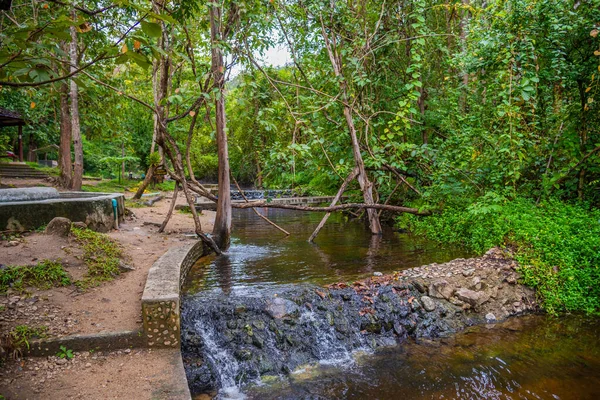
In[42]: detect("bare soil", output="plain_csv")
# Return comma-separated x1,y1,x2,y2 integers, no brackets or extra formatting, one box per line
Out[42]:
0,348,189,400
1,189,214,338
1,179,215,399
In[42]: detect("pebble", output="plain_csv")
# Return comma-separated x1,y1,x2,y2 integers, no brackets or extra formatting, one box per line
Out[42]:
485,313,497,323
373,272,383,277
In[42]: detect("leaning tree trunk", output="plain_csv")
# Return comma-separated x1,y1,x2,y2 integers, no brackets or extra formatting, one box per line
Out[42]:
69,10,83,191
132,164,156,199
210,4,232,251
320,18,382,235
58,79,72,188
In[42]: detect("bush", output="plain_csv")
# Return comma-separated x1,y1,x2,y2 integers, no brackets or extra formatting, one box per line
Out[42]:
402,194,600,314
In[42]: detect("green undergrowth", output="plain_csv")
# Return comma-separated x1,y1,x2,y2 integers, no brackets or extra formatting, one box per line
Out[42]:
71,226,122,287
9,325,48,351
400,195,600,315
0,260,71,293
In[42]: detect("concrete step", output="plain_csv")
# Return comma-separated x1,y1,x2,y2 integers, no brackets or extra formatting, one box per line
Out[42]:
0,163,49,179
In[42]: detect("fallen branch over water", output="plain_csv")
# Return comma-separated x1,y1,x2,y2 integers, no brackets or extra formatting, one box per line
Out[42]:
231,202,430,215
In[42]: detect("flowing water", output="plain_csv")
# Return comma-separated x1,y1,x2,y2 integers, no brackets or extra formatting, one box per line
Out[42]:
183,208,471,295
182,209,600,399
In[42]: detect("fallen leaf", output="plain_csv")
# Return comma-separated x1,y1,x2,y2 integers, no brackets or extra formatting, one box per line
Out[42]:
315,289,326,299
408,296,415,304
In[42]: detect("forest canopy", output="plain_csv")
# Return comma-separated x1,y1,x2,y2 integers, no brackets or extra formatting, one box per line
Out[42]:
1,1,599,311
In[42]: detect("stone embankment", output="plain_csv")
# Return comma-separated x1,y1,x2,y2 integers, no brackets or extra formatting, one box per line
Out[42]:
182,247,537,394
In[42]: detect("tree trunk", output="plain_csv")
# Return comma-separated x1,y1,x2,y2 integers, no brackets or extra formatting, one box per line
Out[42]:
58,80,72,188
210,4,232,251
69,10,83,191
133,164,156,199
320,16,382,235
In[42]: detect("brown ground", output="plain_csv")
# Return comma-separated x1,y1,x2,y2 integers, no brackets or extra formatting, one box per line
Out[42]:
1,178,215,399
0,348,189,400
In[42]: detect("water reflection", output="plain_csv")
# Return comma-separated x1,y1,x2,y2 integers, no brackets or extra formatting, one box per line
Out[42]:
183,209,472,295
246,315,600,399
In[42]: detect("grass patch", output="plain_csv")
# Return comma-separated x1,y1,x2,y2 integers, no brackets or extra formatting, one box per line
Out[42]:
401,195,600,315
125,199,146,208
25,162,60,177
82,179,135,193
71,226,122,286
10,325,48,351
0,260,71,293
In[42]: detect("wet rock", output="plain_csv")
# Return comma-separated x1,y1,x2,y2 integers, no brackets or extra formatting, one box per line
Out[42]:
485,313,497,323
45,217,72,237
265,298,299,319
420,296,436,312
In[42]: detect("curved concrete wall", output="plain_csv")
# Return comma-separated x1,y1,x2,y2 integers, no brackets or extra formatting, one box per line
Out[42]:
141,241,208,347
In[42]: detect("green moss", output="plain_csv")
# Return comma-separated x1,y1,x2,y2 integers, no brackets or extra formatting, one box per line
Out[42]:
71,226,123,285
402,195,600,315
0,260,71,293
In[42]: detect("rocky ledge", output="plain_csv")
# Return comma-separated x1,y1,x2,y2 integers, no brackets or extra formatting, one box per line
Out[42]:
181,248,537,394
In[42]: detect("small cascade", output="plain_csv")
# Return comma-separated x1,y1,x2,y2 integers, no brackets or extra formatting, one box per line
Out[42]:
181,282,464,397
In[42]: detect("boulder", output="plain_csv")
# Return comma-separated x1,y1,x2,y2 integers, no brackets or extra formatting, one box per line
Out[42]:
265,298,299,319
428,279,454,299
455,288,481,306
72,221,87,230
45,217,72,237
420,296,436,312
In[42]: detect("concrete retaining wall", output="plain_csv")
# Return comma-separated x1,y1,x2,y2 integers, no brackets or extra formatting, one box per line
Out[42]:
141,241,207,348
0,191,124,232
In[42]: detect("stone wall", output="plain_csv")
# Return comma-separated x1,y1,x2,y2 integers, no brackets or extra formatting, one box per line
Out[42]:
141,241,207,348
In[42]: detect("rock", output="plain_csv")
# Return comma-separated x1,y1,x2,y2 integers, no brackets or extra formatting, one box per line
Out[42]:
265,298,299,319
118,261,135,272
45,217,72,237
72,221,87,230
85,363,92,368
6,240,19,247
420,296,436,312
485,313,497,323
373,272,383,277
55,358,68,365
462,268,475,277
428,279,454,299
455,288,481,307
6,217,25,232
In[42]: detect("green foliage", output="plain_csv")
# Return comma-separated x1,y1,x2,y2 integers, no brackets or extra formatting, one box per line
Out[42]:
71,226,122,284
56,345,74,360
0,260,71,293
403,195,600,314
10,325,48,351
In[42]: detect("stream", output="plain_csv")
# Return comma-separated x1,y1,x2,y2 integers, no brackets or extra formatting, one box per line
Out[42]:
182,209,600,399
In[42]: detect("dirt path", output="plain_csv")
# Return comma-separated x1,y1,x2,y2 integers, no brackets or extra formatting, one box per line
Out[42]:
0,348,190,400
1,191,214,337
1,180,215,399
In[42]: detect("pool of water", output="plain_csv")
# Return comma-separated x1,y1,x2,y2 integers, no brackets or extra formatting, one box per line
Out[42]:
183,209,600,399
183,208,471,295
246,315,600,399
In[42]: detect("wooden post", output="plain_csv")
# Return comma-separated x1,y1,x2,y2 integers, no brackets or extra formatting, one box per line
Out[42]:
18,124,23,162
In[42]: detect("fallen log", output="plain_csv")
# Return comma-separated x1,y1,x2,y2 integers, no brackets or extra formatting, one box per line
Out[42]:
231,202,429,215
144,195,164,207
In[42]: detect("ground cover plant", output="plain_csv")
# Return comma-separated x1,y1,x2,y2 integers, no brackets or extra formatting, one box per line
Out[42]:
0,260,71,294
402,195,600,314
70,226,123,286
